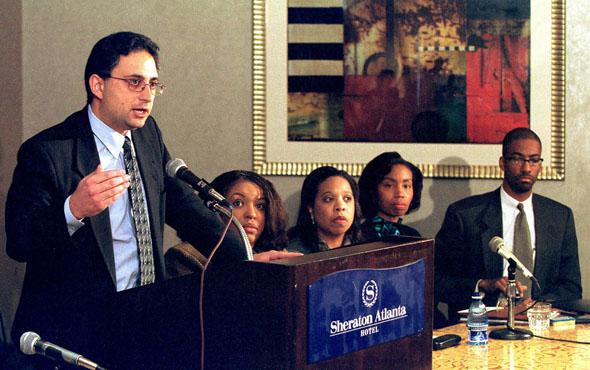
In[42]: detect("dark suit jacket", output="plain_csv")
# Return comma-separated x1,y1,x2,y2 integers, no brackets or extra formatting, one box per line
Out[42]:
434,188,582,323
5,108,247,350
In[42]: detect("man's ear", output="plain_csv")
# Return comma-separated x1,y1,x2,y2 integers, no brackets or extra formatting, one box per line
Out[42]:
499,156,505,172
89,74,105,100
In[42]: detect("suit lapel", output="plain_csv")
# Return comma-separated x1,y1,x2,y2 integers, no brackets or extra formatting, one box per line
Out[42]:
480,189,504,277
74,112,117,287
532,195,552,295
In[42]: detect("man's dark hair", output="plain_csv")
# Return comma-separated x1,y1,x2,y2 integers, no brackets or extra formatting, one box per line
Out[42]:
84,31,160,104
358,152,423,219
502,127,542,157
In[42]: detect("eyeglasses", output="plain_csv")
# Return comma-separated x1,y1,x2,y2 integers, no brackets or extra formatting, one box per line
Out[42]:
105,75,165,96
505,155,544,166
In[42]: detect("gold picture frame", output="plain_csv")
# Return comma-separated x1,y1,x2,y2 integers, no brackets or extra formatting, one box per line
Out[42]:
252,0,565,179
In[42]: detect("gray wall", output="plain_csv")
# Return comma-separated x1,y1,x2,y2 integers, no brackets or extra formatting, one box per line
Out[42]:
1,1,589,341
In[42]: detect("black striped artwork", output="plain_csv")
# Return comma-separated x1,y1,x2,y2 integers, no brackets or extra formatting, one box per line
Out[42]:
288,4,344,93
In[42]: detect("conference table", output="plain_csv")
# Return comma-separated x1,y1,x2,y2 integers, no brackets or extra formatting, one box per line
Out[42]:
432,323,590,369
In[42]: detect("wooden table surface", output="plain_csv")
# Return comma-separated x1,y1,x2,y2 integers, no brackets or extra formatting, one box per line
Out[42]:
433,323,590,370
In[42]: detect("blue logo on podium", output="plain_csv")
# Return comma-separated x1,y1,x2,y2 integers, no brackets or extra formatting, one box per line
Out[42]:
307,259,425,363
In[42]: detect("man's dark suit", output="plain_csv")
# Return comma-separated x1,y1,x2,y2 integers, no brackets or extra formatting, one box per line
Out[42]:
5,108,246,351
435,188,582,323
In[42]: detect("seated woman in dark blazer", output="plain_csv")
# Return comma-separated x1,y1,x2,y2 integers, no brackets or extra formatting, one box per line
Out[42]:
358,152,423,239
287,166,362,254
166,170,295,276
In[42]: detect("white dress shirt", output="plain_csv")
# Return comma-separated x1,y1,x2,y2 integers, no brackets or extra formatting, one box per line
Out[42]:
63,105,147,291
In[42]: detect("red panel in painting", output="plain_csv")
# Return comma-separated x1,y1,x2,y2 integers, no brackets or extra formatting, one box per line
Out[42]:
466,34,529,143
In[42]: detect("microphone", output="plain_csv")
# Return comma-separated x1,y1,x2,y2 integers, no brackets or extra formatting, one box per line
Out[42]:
166,158,231,209
488,236,534,279
20,331,107,370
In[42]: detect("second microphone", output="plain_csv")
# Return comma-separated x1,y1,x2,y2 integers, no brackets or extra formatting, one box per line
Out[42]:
166,158,231,210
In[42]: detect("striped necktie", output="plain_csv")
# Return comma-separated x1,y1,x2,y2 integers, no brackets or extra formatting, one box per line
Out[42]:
123,137,155,285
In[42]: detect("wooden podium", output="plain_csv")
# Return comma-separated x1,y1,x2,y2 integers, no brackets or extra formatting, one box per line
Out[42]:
203,236,434,369
82,237,433,370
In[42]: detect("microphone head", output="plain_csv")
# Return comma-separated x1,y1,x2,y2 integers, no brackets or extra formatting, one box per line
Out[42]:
488,236,504,253
20,331,40,355
165,158,187,178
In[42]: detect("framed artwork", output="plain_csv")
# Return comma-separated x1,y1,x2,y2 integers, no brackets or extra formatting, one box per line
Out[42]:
252,0,565,179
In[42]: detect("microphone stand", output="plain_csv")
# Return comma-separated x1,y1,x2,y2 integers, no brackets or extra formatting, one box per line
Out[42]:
208,201,254,261
489,261,532,340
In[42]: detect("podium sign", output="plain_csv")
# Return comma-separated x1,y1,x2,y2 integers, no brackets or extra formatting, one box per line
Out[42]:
307,260,425,363
204,237,433,369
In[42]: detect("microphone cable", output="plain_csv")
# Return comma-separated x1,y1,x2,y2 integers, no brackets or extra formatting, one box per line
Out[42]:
199,212,234,370
530,333,590,345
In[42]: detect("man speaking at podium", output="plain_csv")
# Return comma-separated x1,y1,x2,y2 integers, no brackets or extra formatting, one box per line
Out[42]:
4,31,256,358
434,128,582,325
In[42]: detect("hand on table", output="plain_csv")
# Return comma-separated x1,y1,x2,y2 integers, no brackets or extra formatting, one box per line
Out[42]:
253,250,303,262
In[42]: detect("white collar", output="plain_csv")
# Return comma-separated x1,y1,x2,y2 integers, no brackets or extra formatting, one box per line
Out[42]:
500,186,533,210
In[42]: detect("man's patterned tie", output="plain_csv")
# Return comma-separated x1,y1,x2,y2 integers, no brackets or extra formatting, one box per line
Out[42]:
123,136,155,285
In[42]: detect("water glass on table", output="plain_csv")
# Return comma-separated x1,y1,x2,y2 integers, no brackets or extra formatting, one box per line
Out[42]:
527,302,552,333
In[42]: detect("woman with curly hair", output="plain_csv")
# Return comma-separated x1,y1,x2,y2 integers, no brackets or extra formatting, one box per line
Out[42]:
166,170,295,276
209,170,288,252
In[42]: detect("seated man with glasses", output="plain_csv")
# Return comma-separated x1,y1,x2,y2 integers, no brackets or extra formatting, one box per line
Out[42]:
433,127,582,326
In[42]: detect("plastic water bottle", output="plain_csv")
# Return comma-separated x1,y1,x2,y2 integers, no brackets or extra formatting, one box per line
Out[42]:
466,292,488,346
